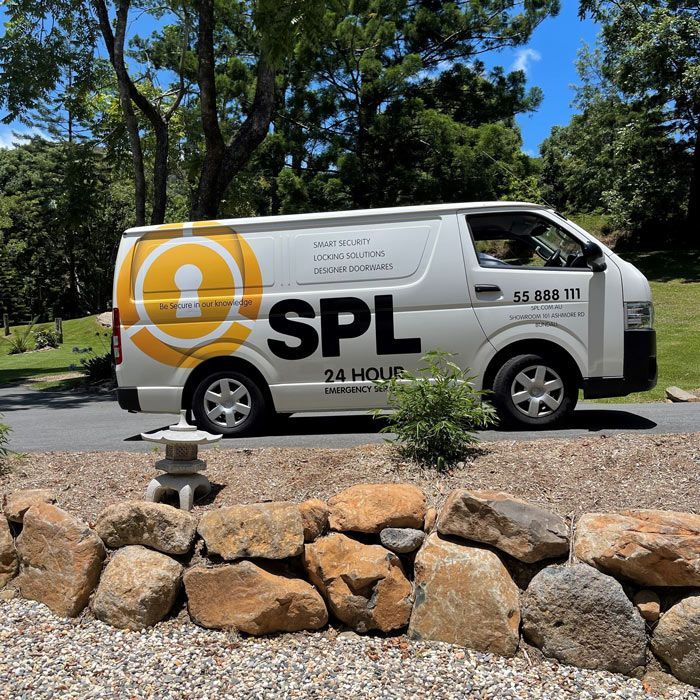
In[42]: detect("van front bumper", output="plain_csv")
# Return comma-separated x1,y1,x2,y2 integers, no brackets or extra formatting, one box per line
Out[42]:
582,329,657,399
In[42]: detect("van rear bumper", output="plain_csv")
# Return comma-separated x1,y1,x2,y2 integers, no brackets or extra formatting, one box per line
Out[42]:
582,329,657,399
117,387,141,412
116,386,182,413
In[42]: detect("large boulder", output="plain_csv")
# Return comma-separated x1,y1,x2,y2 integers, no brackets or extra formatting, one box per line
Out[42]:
574,510,700,586
437,489,569,563
327,484,426,533
184,561,328,634
303,532,412,633
522,563,646,677
198,502,304,560
408,533,520,657
15,503,105,617
299,499,329,542
94,501,197,555
651,595,700,687
92,545,183,630
3,489,56,523
0,517,17,587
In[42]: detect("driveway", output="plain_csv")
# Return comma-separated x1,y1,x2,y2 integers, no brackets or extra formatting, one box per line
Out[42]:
1,383,699,452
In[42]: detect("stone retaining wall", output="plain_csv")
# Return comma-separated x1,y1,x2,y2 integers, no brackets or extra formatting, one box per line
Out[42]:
1,485,699,688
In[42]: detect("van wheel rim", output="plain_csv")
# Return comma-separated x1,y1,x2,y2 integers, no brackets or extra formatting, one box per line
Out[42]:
203,378,252,428
510,365,564,418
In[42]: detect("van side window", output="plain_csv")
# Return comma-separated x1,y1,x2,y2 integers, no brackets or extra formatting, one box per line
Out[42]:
466,213,588,269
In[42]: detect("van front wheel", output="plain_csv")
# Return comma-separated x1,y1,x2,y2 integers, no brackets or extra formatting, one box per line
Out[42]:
491,353,577,429
192,370,266,437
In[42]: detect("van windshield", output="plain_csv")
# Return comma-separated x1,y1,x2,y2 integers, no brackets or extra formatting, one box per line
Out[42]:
467,212,588,269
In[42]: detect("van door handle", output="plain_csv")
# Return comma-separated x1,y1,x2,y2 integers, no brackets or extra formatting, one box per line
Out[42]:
474,284,501,293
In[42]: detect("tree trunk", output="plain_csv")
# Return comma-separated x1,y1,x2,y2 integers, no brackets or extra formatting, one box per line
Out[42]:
688,123,700,235
192,57,276,220
92,0,172,226
191,0,225,221
93,0,147,227
151,121,169,225
191,0,276,220
217,59,276,208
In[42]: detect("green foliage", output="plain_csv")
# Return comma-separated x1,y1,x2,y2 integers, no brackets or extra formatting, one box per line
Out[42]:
0,317,37,355
0,315,103,385
71,329,113,384
0,415,10,460
374,351,497,468
78,351,113,384
33,328,60,350
568,0,700,236
539,43,691,244
0,138,131,320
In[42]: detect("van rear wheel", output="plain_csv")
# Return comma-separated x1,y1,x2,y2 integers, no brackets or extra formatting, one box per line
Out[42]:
491,353,577,429
192,370,266,437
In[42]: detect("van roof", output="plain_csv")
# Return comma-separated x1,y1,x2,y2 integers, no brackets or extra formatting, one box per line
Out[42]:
124,201,548,236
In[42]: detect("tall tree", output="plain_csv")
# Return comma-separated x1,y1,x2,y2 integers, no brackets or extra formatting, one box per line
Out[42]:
0,138,131,319
91,0,191,225
539,45,690,242
190,0,323,219
580,0,700,233
0,0,191,226
287,0,558,208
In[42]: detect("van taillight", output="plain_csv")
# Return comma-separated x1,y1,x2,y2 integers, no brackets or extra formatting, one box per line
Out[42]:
112,307,123,365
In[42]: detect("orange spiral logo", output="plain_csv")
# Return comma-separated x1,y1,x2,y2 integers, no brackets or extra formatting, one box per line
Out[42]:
115,222,262,368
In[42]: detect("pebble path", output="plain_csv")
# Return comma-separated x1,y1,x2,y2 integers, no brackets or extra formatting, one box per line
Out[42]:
0,599,697,699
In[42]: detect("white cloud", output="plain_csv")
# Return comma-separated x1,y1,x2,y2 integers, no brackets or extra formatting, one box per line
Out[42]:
511,48,541,75
0,126,48,149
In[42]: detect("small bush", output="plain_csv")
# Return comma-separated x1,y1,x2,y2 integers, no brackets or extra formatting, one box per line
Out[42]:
76,350,113,383
0,416,10,460
71,330,114,385
1,317,37,354
34,327,60,349
374,350,497,469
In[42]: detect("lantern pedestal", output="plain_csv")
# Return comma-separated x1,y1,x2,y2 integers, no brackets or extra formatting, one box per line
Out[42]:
141,411,222,511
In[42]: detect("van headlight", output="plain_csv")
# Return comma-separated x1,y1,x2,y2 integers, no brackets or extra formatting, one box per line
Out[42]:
624,301,654,330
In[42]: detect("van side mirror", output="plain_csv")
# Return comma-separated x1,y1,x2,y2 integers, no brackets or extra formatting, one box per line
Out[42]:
583,240,607,272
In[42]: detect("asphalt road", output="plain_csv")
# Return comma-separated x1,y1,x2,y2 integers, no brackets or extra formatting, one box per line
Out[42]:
1,383,699,453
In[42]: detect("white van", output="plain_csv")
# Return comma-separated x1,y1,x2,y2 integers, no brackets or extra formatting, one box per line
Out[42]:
112,202,656,434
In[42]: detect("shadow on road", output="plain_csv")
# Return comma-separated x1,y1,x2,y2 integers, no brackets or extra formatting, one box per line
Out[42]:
130,407,656,443
0,383,115,412
557,408,657,432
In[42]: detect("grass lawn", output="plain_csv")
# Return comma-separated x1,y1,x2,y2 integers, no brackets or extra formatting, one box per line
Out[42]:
0,315,109,385
605,249,700,403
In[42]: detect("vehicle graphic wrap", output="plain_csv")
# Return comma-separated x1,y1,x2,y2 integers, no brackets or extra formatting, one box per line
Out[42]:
115,221,262,368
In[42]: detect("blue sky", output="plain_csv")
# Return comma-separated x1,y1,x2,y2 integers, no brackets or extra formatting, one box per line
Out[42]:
0,2,599,155
482,1,600,154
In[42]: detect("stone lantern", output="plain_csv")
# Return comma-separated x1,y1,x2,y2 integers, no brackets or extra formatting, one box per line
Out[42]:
141,411,222,511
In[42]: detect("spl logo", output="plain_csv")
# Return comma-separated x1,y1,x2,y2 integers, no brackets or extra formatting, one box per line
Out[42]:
115,222,262,368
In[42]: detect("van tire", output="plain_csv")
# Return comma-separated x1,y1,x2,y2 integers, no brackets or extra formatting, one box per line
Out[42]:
491,353,577,429
191,370,267,437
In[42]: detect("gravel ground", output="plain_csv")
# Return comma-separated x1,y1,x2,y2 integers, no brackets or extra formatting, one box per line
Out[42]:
0,598,697,700
1,432,699,522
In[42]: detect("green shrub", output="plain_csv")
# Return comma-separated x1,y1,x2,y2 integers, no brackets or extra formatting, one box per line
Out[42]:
79,351,113,383
1,317,37,354
374,350,497,469
34,327,60,349
0,416,10,460
71,330,114,384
